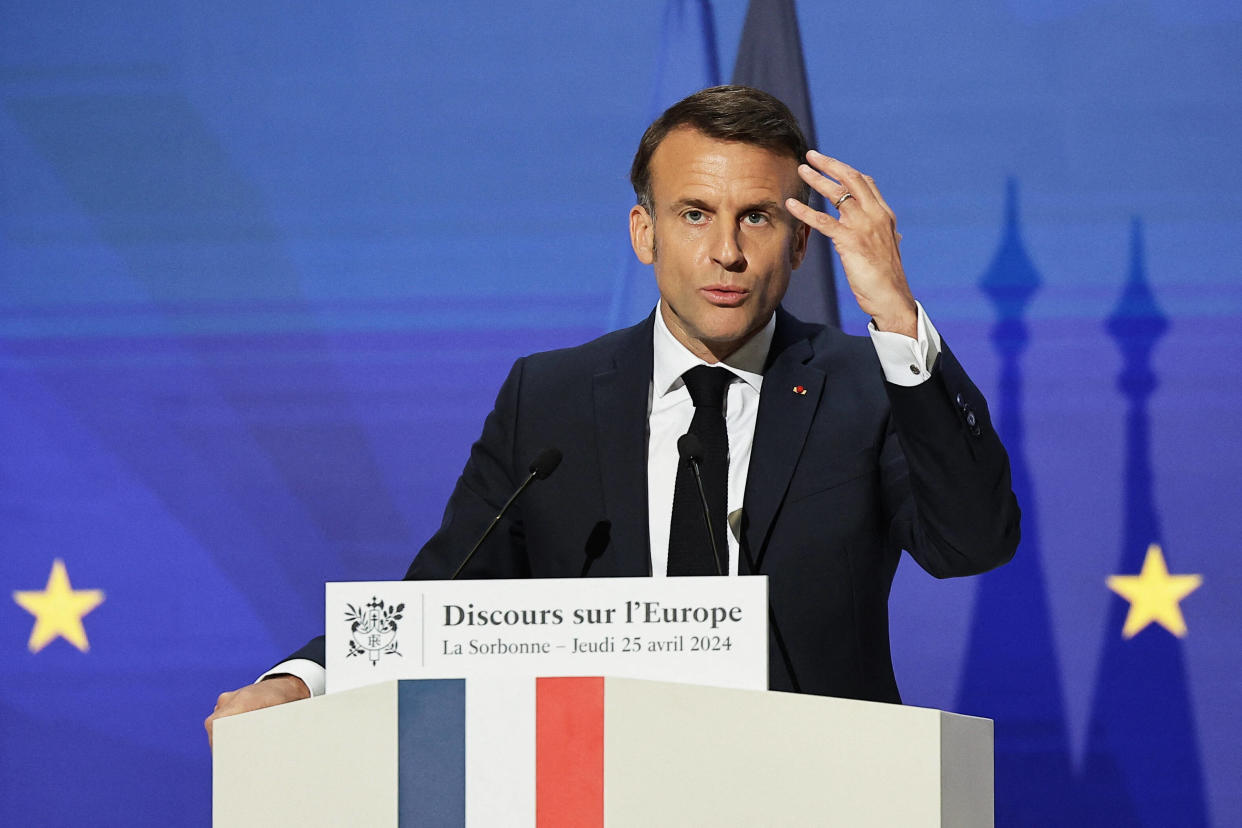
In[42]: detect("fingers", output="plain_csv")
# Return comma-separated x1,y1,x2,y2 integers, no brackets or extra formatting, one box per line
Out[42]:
801,151,896,223
797,161,848,207
205,712,219,748
785,196,840,238
803,152,873,212
791,153,905,277
205,689,234,748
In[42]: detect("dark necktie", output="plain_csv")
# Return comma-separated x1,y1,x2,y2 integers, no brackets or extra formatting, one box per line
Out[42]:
667,365,732,576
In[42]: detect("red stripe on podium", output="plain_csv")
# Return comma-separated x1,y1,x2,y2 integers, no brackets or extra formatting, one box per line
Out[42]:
536,677,604,828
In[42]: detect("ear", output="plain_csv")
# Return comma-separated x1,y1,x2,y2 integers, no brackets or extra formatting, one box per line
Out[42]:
790,222,811,270
629,204,655,265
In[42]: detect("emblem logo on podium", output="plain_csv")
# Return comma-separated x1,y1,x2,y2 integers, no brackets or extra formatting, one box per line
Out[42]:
344,597,404,665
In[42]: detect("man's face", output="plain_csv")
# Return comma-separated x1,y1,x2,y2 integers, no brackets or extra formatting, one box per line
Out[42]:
629,127,810,362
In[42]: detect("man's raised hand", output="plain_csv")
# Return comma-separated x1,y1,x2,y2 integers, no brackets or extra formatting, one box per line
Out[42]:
785,151,918,337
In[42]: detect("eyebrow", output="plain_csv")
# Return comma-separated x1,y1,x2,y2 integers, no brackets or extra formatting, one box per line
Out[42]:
670,198,784,213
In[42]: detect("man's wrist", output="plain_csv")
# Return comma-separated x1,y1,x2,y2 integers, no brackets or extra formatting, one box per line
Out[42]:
869,301,942,387
869,297,919,338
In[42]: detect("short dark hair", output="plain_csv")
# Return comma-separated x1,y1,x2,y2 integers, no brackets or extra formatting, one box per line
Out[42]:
630,85,810,214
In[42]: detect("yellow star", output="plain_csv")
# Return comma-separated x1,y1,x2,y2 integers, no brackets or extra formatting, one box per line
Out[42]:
1106,544,1202,639
13,559,106,653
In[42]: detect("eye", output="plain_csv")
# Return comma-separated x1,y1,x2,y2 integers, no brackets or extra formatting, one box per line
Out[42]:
743,211,768,225
684,209,706,224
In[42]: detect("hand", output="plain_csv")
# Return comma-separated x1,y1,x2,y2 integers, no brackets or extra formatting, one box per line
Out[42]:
785,151,918,336
204,674,309,749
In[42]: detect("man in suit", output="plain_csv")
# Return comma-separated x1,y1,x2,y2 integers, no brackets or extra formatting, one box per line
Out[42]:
206,86,1018,742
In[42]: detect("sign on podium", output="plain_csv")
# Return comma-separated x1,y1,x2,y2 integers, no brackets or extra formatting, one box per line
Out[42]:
325,576,768,693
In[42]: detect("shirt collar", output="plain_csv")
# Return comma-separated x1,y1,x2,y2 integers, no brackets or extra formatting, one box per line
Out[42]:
652,301,774,398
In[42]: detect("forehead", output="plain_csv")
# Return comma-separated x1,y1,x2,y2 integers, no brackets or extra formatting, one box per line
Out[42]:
648,127,801,205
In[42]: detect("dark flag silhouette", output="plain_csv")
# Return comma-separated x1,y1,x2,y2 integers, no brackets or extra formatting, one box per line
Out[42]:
1077,219,1209,826
731,0,840,327
955,180,1077,825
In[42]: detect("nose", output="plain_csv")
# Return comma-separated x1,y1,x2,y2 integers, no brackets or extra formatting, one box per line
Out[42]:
710,221,746,272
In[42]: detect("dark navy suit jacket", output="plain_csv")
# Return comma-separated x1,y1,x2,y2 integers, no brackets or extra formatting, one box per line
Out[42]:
290,308,1019,702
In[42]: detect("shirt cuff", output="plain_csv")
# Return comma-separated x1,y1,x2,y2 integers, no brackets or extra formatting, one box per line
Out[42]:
258,659,325,697
868,301,943,387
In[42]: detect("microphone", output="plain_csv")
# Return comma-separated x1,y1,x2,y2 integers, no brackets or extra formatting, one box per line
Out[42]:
450,447,562,579
677,433,723,575
529,447,562,480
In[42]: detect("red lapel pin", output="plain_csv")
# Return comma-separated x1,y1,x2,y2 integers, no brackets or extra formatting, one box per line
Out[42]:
793,385,806,395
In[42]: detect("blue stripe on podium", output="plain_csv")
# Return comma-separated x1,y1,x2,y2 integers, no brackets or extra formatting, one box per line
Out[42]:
398,679,466,826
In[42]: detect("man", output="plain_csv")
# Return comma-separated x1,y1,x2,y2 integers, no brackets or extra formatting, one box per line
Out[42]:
206,86,1018,744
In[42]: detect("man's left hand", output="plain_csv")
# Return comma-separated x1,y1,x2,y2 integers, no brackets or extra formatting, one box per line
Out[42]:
785,151,918,337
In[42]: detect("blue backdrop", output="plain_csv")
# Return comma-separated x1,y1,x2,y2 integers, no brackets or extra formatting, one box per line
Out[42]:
3,2,1239,825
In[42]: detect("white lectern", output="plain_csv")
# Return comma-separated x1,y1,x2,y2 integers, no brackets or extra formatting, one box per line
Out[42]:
214,677,992,827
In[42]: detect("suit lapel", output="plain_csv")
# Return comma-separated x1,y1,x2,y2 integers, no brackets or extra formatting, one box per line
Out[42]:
593,315,655,575
741,309,825,573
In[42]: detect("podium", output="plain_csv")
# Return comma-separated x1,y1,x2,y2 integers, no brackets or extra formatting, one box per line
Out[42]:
214,677,993,826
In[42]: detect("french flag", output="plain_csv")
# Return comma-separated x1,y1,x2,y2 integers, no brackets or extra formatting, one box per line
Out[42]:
399,676,605,827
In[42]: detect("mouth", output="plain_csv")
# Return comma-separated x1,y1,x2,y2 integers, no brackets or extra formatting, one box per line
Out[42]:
700,285,750,307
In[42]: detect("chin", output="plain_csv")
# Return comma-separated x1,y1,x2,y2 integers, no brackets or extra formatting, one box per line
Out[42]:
705,313,760,339
699,325,751,348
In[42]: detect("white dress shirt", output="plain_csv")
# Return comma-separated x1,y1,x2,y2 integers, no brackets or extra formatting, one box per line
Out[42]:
265,302,942,696
646,306,771,577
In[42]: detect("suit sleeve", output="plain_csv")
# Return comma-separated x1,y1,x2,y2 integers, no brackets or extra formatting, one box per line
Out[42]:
880,339,1021,578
